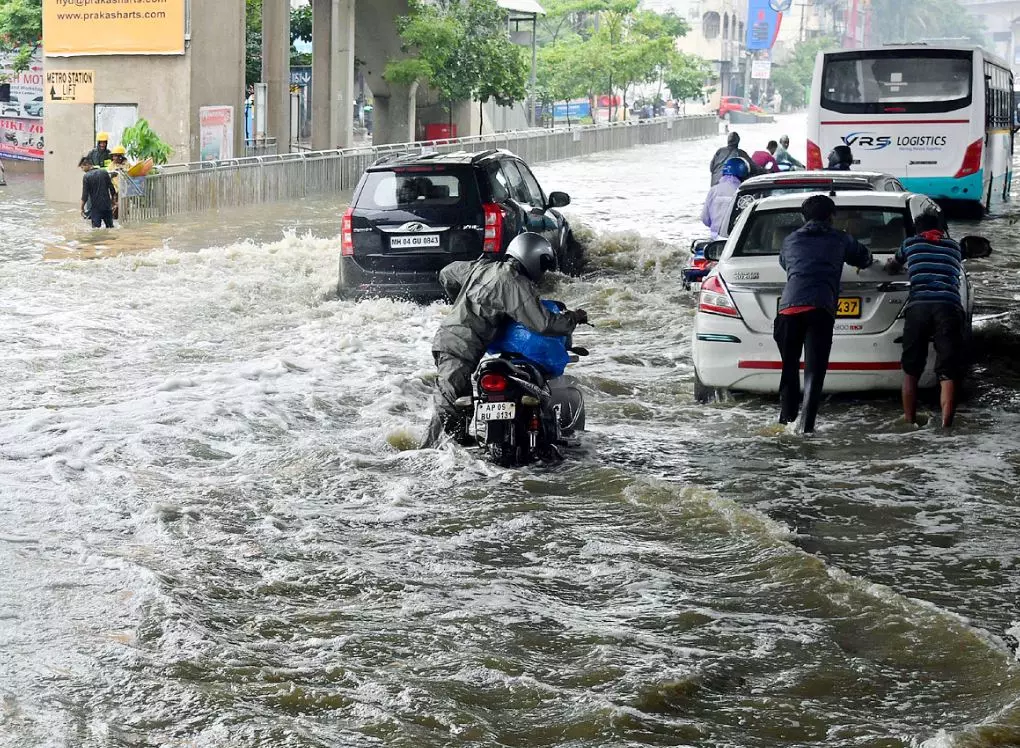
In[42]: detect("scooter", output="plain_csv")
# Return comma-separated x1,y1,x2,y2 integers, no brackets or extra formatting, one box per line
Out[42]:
683,238,716,291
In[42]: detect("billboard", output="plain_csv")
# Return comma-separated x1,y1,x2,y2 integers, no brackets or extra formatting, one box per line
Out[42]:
43,0,186,56
746,0,783,51
0,51,45,161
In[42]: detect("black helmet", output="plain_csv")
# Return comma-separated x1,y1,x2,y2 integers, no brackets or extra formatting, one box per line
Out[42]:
505,232,556,280
827,145,853,170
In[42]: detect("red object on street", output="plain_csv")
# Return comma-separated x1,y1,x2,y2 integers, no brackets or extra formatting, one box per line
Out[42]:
424,123,458,141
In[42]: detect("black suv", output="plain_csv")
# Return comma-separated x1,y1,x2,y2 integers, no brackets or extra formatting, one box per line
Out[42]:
339,149,581,299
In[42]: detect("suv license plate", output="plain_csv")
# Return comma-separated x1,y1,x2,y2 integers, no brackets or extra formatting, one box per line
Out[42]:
477,402,516,421
390,234,440,249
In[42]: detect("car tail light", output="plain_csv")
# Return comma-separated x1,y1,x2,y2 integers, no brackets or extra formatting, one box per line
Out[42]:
479,373,508,393
955,139,983,178
483,203,504,253
806,139,823,170
698,275,741,318
341,207,354,256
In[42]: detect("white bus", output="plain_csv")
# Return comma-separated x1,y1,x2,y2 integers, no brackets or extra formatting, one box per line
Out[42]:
807,45,1014,213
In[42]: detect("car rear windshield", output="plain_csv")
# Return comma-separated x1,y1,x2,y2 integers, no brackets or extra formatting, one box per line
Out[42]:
728,183,875,232
734,207,911,257
356,168,478,211
821,49,973,114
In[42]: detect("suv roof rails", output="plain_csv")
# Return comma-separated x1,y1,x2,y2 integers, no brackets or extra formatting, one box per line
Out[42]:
471,149,502,163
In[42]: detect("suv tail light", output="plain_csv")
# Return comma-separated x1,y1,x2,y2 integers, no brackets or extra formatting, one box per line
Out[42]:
479,373,508,392
341,207,354,256
955,139,983,178
483,203,504,253
806,139,823,170
699,275,741,318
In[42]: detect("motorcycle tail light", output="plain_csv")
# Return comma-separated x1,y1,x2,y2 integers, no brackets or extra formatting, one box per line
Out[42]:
479,373,508,393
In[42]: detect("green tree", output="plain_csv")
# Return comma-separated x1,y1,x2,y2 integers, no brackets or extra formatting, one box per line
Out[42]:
663,51,712,110
0,0,41,75
385,0,529,135
771,36,838,110
869,0,985,46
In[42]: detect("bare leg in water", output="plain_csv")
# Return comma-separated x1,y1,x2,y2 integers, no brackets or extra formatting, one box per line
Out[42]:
939,378,956,428
902,374,919,425
903,375,957,428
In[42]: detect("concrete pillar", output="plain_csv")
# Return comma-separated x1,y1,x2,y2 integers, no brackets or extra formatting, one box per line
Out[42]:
371,87,413,146
311,0,333,150
333,0,356,149
262,0,291,152
311,0,354,150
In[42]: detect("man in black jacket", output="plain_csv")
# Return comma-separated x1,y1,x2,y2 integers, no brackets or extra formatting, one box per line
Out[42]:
79,156,117,228
709,132,764,186
775,195,873,432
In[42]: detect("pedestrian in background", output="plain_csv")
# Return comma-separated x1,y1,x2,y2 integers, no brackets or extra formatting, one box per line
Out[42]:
884,212,966,428
79,156,117,229
775,195,873,433
88,132,112,168
709,131,762,186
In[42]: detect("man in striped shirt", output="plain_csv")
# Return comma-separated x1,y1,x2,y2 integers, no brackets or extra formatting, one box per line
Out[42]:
885,212,966,428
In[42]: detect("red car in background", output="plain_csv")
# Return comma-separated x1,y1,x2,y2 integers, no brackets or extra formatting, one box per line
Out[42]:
717,96,764,119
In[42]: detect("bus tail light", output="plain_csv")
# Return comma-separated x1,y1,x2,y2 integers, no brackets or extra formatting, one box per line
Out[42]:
806,139,823,170
955,139,983,179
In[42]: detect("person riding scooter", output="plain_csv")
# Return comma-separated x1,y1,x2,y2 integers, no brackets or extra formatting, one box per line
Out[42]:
702,157,749,238
423,233,588,448
827,145,854,171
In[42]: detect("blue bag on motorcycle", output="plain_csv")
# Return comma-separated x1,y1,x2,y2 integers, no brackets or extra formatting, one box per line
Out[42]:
487,300,570,378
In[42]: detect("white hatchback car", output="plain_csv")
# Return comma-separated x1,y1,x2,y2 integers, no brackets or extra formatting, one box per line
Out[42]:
692,191,991,400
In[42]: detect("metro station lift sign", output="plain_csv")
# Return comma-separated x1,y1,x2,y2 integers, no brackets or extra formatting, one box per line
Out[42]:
45,70,95,104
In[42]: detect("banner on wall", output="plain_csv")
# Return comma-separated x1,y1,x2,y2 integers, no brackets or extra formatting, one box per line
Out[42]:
200,106,234,162
0,51,45,161
746,0,783,52
43,0,186,56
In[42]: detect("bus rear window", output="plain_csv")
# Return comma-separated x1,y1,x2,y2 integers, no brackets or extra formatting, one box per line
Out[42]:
821,50,973,114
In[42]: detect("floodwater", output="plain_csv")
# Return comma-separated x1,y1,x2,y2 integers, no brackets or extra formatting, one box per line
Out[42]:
2,115,1020,747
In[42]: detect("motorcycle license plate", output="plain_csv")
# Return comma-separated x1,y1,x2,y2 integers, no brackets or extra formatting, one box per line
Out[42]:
477,401,516,421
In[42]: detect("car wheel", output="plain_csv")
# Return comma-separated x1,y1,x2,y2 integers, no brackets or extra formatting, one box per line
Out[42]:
560,231,586,276
694,369,715,403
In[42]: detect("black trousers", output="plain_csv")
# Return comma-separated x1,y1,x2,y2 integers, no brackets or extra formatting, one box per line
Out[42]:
773,309,835,433
91,209,114,228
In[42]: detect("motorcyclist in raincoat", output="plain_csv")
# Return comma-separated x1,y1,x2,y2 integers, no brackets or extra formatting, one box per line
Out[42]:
423,233,588,448
701,157,749,238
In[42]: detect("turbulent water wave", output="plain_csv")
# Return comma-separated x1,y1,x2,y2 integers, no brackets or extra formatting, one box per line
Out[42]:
3,120,1020,746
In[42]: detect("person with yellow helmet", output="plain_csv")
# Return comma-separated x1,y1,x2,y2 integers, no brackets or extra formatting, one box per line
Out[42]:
88,132,112,167
106,145,131,218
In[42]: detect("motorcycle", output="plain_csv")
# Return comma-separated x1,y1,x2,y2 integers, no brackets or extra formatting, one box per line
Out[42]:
454,303,589,466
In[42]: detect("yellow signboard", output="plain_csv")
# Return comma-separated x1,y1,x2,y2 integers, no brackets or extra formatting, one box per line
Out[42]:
45,70,95,104
43,0,186,56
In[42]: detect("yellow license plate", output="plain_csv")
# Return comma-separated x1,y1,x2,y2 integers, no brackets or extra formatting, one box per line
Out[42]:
836,297,862,318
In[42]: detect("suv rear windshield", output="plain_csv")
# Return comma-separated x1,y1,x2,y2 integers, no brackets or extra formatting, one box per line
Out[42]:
821,49,973,114
734,207,911,257
356,168,478,211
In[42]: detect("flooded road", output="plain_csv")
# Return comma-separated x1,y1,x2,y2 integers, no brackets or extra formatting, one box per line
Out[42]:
2,116,1020,747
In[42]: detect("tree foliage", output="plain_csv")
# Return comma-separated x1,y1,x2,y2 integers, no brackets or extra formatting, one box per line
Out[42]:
535,1,696,122
869,0,985,46
385,0,528,134
663,52,712,105
771,36,839,110
0,0,41,75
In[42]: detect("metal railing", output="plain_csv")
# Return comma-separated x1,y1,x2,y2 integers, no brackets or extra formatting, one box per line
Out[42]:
121,115,717,223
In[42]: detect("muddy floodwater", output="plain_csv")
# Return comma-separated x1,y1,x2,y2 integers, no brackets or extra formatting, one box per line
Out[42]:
2,115,1020,747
